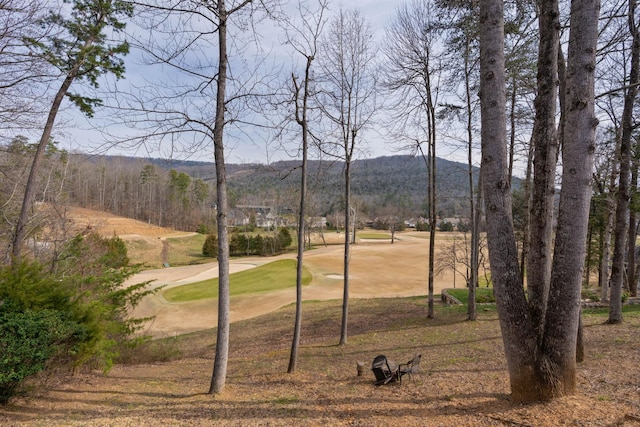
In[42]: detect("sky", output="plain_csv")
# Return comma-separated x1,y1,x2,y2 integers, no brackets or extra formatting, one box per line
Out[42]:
57,0,476,167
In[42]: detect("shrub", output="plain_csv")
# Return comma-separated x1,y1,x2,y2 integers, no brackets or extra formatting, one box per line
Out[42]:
0,233,155,404
439,221,454,232
622,292,629,303
202,234,218,258
581,288,600,302
415,221,430,231
277,227,292,250
0,307,81,404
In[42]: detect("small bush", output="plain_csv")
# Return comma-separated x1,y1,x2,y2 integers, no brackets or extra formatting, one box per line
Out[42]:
0,308,81,404
581,288,600,302
439,221,454,232
202,234,218,258
621,292,629,303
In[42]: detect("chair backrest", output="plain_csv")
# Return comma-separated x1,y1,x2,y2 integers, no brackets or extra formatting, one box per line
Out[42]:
371,354,394,383
408,354,421,374
371,354,387,367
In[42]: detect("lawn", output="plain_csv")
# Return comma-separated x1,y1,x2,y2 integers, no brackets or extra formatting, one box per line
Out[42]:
3,298,638,426
162,258,312,302
166,233,209,266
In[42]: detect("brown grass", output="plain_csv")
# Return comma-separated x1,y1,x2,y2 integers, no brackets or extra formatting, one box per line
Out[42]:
2,207,637,425
1,300,639,426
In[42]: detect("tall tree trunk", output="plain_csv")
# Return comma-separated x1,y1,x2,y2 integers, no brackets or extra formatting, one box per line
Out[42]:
469,169,482,321
542,0,599,395
479,0,534,400
289,52,314,373
628,143,640,297
466,37,478,321
209,1,230,394
479,0,599,403
519,142,534,282
609,0,640,323
527,0,560,340
427,72,437,320
340,157,351,345
508,76,517,187
11,70,78,264
600,205,614,301
600,141,621,302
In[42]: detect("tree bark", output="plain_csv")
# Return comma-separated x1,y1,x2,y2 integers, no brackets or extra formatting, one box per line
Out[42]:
479,0,599,403
540,0,599,398
288,51,314,372
209,0,230,394
340,157,351,345
609,0,640,323
628,153,639,296
479,0,537,401
526,0,560,340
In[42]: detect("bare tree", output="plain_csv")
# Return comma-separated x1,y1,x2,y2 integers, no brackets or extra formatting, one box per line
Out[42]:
437,0,484,320
479,0,600,402
120,0,280,394
282,0,328,372
317,7,377,345
383,0,443,319
0,0,53,135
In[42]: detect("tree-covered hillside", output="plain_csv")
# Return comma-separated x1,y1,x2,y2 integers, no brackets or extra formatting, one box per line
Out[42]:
214,155,481,219
1,141,494,235
76,154,488,221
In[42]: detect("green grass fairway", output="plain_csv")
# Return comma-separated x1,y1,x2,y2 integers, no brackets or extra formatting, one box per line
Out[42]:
162,259,311,302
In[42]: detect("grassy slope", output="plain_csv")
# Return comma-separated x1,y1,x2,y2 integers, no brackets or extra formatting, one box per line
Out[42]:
3,299,637,426
162,259,312,302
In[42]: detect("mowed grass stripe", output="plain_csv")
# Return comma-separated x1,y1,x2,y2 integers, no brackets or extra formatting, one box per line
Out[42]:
162,259,311,302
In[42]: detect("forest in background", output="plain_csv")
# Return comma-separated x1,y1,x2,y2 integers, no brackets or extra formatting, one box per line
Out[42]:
2,144,490,235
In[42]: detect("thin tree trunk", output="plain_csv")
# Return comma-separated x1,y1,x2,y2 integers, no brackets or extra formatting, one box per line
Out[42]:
508,76,517,187
627,150,639,296
11,71,78,263
288,52,313,373
469,169,482,321
465,38,477,320
609,0,640,324
600,148,620,302
519,141,534,282
340,158,351,345
210,0,230,394
428,143,436,319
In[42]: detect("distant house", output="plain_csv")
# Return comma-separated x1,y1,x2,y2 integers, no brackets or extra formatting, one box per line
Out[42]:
229,209,250,227
235,204,292,229
308,216,327,229
404,218,417,228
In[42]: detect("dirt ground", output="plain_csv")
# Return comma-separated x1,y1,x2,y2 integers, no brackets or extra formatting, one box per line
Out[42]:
2,208,638,426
